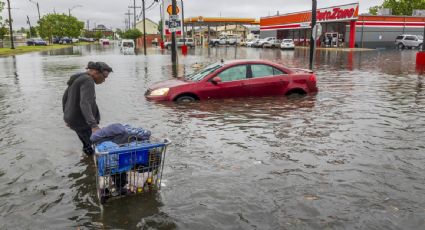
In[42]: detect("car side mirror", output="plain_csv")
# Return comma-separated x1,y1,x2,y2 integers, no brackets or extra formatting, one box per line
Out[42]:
211,76,222,84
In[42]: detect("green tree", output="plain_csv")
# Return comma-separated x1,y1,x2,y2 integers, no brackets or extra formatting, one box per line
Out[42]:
158,19,163,35
122,29,142,40
38,13,84,41
0,1,4,23
93,31,103,40
369,0,425,16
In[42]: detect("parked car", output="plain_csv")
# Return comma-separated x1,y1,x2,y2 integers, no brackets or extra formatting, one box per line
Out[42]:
145,59,318,103
120,39,135,54
395,34,423,49
26,38,47,46
59,37,72,44
71,38,79,43
209,35,240,46
255,37,277,48
246,39,260,47
100,38,110,45
164,38,195,49
263,39,281,48
280,39,295,50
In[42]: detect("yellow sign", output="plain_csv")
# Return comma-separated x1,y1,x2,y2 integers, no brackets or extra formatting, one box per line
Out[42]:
166,5,180,15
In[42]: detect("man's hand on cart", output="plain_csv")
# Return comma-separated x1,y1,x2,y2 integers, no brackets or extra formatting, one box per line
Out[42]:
92,126,100,133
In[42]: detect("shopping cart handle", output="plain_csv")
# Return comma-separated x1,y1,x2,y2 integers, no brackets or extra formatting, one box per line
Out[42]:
163,139,172,145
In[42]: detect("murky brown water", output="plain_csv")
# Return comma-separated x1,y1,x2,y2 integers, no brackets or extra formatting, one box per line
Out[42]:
1,44,425,229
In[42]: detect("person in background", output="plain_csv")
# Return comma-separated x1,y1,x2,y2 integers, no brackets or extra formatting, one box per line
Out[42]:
62,61,113,155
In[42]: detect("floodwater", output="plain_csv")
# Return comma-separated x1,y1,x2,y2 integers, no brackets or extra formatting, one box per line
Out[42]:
0,44,424,230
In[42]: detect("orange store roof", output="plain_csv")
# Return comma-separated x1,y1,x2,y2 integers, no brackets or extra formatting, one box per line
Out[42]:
184,17,259,26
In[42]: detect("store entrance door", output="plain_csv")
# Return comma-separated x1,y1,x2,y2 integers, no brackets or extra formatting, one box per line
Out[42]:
325,32,339,47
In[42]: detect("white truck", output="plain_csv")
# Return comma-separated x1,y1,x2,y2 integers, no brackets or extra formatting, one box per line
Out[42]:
209,35,241,46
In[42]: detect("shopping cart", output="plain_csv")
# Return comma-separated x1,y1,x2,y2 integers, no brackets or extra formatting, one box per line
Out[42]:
93,138,171,204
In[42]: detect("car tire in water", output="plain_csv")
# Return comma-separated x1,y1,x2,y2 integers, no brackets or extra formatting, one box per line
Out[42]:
176,95,196,103
398,43,405,49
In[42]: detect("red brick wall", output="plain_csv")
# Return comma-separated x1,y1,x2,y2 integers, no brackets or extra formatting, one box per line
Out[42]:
136,34,162,48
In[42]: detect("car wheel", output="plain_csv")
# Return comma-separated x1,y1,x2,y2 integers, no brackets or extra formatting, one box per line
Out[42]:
175,95,196,103
398,43,405,49
419,44,423,50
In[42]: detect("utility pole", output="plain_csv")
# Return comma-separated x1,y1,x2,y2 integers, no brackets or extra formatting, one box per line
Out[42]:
159,3,164,42
125,10,133,30
181,0,185,45
423,22,425,51
142,0,147,55
171,0,177,66
128,0,141,29
27,15,32,38
6,0,14,49
309,0,317,70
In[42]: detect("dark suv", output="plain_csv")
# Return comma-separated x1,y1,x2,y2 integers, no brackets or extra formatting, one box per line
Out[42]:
395,34,423,49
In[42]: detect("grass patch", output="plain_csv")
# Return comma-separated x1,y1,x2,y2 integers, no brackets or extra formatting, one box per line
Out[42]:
0,42,92,56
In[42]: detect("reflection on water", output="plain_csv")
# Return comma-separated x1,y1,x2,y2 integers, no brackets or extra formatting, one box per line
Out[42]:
0,44,424,229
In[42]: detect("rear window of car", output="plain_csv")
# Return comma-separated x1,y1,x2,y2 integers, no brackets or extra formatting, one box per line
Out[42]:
251,65,284,78
187,39,193,42
282,39,293,43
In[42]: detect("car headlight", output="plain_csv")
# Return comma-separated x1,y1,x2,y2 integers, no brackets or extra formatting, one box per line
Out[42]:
150,88,169,96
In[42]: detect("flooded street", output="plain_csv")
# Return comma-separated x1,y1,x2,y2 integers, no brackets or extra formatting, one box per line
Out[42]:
1,44,425,229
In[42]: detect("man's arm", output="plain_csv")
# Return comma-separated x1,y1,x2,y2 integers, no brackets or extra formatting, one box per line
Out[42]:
79,79,99,129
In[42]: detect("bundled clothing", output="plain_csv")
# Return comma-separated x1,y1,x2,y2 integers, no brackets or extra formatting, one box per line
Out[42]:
90,123,151,145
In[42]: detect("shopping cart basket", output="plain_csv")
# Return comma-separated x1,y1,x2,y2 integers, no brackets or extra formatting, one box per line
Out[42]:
94,139,171,204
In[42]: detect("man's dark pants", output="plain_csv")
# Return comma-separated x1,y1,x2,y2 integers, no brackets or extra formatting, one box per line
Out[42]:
74,127,94,155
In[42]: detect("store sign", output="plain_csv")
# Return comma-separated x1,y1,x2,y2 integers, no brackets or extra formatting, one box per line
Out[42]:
317,3,358,22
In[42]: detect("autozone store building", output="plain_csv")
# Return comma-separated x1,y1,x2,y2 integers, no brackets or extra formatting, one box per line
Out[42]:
260,3,425,49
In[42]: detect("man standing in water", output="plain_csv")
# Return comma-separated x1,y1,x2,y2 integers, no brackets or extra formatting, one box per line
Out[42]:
62,61,113,155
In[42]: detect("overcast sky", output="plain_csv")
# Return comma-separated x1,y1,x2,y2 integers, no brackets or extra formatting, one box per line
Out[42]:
3,0,384,30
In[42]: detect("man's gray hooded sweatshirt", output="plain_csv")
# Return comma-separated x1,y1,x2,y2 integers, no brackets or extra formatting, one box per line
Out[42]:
62,73,100,130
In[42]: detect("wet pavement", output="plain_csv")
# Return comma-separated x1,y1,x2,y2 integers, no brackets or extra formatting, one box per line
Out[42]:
0,44,424,229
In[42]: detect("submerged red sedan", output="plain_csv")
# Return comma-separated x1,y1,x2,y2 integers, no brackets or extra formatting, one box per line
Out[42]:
145,60,318,102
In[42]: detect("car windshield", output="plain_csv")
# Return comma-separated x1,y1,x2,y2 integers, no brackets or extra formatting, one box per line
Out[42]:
185,63,224,81
283,39,293,43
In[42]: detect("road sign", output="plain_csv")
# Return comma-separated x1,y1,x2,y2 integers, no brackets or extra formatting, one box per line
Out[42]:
166,5,180,15
312,23,323,41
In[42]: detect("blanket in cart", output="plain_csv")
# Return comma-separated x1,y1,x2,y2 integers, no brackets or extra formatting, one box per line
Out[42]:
90,123,151,144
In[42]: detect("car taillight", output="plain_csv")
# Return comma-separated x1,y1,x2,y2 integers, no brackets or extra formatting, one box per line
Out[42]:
309,75,316,83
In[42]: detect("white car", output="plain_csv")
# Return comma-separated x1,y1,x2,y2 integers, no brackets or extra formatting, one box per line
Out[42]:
280,39,295,50
256,37,277,48
246,39,260,47
395,34,423,49
164,38,195,49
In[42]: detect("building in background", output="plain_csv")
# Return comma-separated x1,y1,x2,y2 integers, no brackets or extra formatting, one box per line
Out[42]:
260,2,425,49
135,19,159,35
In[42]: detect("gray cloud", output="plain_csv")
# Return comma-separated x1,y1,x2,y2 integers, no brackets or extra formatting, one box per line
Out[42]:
3,0,383,30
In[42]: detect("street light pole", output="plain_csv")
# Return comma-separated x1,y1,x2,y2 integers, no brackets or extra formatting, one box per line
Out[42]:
171,0,177,66
6,0,14,49
309,0,317,70
142,0,147,55
181,0,185,45
69,5,82,17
